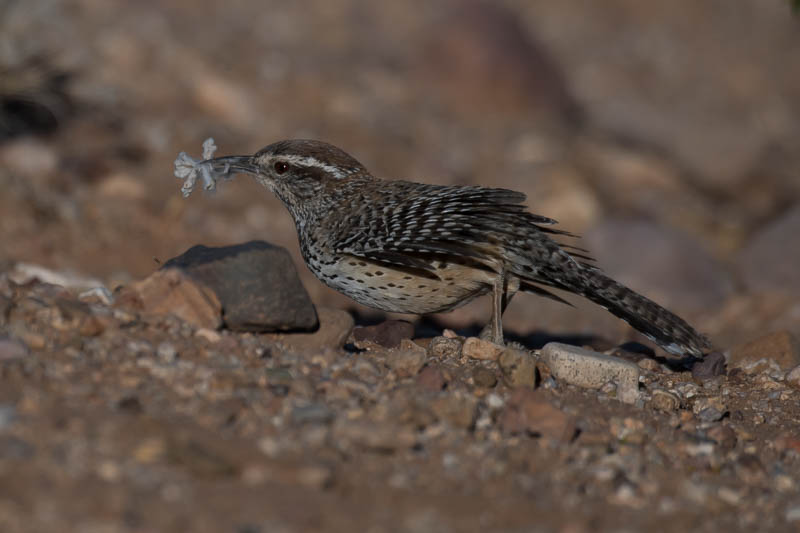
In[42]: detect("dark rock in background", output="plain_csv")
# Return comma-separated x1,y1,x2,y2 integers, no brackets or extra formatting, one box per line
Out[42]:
736,205,800,294
585,219,733,313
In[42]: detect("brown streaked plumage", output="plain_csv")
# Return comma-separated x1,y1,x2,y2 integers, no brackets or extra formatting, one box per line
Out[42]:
202,139,713,356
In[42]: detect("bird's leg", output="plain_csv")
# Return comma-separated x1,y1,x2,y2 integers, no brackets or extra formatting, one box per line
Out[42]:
480,270,517,345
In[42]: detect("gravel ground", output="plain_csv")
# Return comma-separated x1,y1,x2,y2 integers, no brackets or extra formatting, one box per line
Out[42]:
1,1,800,531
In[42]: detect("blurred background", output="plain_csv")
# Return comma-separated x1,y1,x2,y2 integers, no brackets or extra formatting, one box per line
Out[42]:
1,0,798,349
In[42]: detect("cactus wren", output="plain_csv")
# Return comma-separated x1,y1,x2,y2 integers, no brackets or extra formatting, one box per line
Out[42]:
197,139,712,356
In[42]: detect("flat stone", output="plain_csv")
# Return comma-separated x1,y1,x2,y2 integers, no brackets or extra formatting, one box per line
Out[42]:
462,337,504,361
352,320,414,349
269,307,354,351
163,241,318,332
497,348,537,388
729,330,800,371
498,389,575,441
541,342,640,404
116,268,222,330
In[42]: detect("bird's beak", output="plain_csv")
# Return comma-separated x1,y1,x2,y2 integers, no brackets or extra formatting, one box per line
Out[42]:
202,155,260,176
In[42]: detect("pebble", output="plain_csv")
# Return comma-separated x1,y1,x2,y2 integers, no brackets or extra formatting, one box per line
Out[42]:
691,351,727,382
650,389,680,412
332,420,416,452
352,320,414,349
431,392,478,429
162,241,319,332
428,336,463,359
786,365,800,389
729,330,800,371
786,505,800,523
499,389,574,441
462,337,504,361
541,343,640,404
416,366,447,391
472,367,498,388
271,308,354,351
387,342,428,378
0,337,29,361
637,358,661,372
157,342,178,363
497,348,537,388
692,396,727,423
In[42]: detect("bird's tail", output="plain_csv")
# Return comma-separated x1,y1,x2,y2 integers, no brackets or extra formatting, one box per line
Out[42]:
567,267,712,356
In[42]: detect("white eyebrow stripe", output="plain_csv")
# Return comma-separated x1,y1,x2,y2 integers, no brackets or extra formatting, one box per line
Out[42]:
277,155,350,179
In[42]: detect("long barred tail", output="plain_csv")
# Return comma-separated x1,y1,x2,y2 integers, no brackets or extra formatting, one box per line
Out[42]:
572,268,712,356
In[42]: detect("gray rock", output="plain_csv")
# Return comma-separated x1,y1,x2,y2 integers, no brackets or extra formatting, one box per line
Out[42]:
692,351,727,382
737,206,800,294
541,342,640,404
163,241,318,332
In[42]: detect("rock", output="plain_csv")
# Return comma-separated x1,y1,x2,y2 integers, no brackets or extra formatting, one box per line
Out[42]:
650,389,681,412
428,336,462,359
691,351,727,382
541,342,640,404
498,389,575,441
431,392,478,429
637,358,661,372
706,425,737,451
332,420,416,452
162,241,318,332
352,320,414,349
729,330,800,371
387,340,428,378
116,268,222,330
8,262,106,293
291,404,334,425
692,396,727,423
786,365,800,389
462,337,504,361
737,206,800,294
472,367,498,388
584,219,732,313
497,348,537,388
416,366,447,392
269,308,354,351
0,337,29,361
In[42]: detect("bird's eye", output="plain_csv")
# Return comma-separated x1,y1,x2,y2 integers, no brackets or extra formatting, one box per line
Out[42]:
273,161,289,174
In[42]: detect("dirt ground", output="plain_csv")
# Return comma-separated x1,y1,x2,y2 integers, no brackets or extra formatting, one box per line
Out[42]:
1,1,800,532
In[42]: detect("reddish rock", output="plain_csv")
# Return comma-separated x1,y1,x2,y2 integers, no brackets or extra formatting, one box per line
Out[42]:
462,337,504,361
499,389,575,441
417,366,447,391
116,268,222,330
729,330,800,371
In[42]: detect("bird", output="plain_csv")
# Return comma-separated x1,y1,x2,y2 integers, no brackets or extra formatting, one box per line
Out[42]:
190,139,713,356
